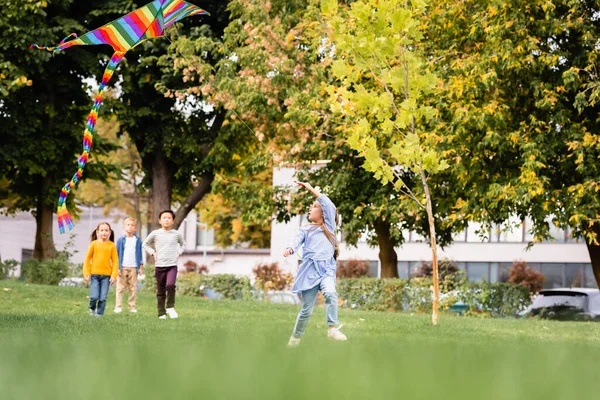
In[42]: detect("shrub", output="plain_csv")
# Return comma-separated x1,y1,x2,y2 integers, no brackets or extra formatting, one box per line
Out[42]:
183,260,209,274
146,268,252,300
143,264,156,293
20,256,71,285
201,274,253,300
0,259,19,280
404,277,434,313
253,262,293,291
413,259,460,291
337,276,531,317
336,259,370,278
177,272,203,296
337,278,407,311
509,260,544,294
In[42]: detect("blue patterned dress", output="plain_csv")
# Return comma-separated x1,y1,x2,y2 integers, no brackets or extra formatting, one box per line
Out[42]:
289,195,337,294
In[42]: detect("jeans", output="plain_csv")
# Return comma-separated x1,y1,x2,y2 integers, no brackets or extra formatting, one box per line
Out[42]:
155,266,177,317
292,275,339,338
89,275,110,316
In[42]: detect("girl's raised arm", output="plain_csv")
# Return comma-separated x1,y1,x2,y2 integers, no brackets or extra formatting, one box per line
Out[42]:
317,195,337,234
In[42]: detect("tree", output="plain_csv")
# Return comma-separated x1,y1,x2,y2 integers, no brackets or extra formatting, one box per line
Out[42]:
0,0,118,259
114,1,279,235
76,115,148,231
321,0,446,323
166,0,332,240
423,0,600,286
196,170,274,248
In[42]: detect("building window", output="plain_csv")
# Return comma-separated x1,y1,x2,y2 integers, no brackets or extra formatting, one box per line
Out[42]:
541,263,564,289
466,262,489,282
466,222,491,242
452,230,466,242
196,224,215,247
397,261,409,279
409,231,426,243
545,222,567,243
368,261,379,278
496,216,525,242
565,263,584,287
409,261,422,277
21,249,33,264
583,264,597,288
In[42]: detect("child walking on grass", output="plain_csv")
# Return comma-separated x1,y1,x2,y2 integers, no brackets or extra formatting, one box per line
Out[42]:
284,181,347,347
114,217,143,314
83,222,118,317
142,210,186,319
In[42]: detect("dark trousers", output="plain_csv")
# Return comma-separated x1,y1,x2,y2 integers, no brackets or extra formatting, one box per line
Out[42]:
155,266,177,316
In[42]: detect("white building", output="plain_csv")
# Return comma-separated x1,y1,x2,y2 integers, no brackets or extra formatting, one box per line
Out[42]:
1,166,595,289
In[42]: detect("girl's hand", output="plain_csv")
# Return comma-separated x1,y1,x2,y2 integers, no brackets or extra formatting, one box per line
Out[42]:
294,180,321,198
110,277,116,285
139,266,144,276
283,247,294,257
83,275,90,283
294,180,312,190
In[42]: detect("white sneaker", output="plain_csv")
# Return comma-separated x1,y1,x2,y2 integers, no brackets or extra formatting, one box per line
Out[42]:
114,307,123,313
166,308,178,319
129,309,137,313
89,309,94,316
328,324,347,341
287,336,301,348
158,315,167,319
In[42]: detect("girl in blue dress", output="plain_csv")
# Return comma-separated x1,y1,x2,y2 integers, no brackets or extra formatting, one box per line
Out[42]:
284,181,347,347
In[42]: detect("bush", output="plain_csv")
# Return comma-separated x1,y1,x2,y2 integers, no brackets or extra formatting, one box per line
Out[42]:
413,259,460,291
253,262,293,291
200,274,253,300
337,276,531,317
337,278,407,311
146,267,252,300
20,256,71,285
143,264,156,293
178,272,204,296
0,259,19,280
509,260,544,294
404,277,434,313
183,260,209,274
336,259,370,278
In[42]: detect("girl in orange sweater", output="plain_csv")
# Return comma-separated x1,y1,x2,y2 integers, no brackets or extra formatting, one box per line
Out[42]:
83,222,119,317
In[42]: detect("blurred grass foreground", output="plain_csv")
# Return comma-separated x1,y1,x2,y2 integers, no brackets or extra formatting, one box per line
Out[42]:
1,280,599,400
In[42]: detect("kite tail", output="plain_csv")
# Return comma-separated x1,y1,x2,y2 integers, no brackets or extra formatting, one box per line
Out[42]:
57,51,126,233
30,33,79,53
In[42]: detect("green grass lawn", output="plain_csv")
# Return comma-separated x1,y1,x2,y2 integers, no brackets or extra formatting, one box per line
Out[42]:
1,280,599,400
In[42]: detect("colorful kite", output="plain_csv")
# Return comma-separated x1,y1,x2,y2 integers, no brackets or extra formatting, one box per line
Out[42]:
31,0,208,233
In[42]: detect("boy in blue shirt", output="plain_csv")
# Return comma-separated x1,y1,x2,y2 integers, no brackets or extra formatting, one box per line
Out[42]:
115,217,143,313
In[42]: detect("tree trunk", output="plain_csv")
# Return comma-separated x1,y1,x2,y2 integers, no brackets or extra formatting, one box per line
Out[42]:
585,223,600,288
174,172,214,230
150,147,174,231
420,166,439,325
33,178,57,260
374,219,399,278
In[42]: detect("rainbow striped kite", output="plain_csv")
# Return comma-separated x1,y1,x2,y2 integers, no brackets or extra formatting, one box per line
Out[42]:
31,0,208,233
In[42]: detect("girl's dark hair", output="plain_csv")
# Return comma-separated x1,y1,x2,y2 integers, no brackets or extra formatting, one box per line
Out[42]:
159,210,176,219
90,222,115,242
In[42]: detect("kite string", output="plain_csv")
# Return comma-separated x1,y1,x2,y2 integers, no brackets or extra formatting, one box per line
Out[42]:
56,51,126,233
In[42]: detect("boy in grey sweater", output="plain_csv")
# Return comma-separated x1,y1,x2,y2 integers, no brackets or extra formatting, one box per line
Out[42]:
142,210,186,319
